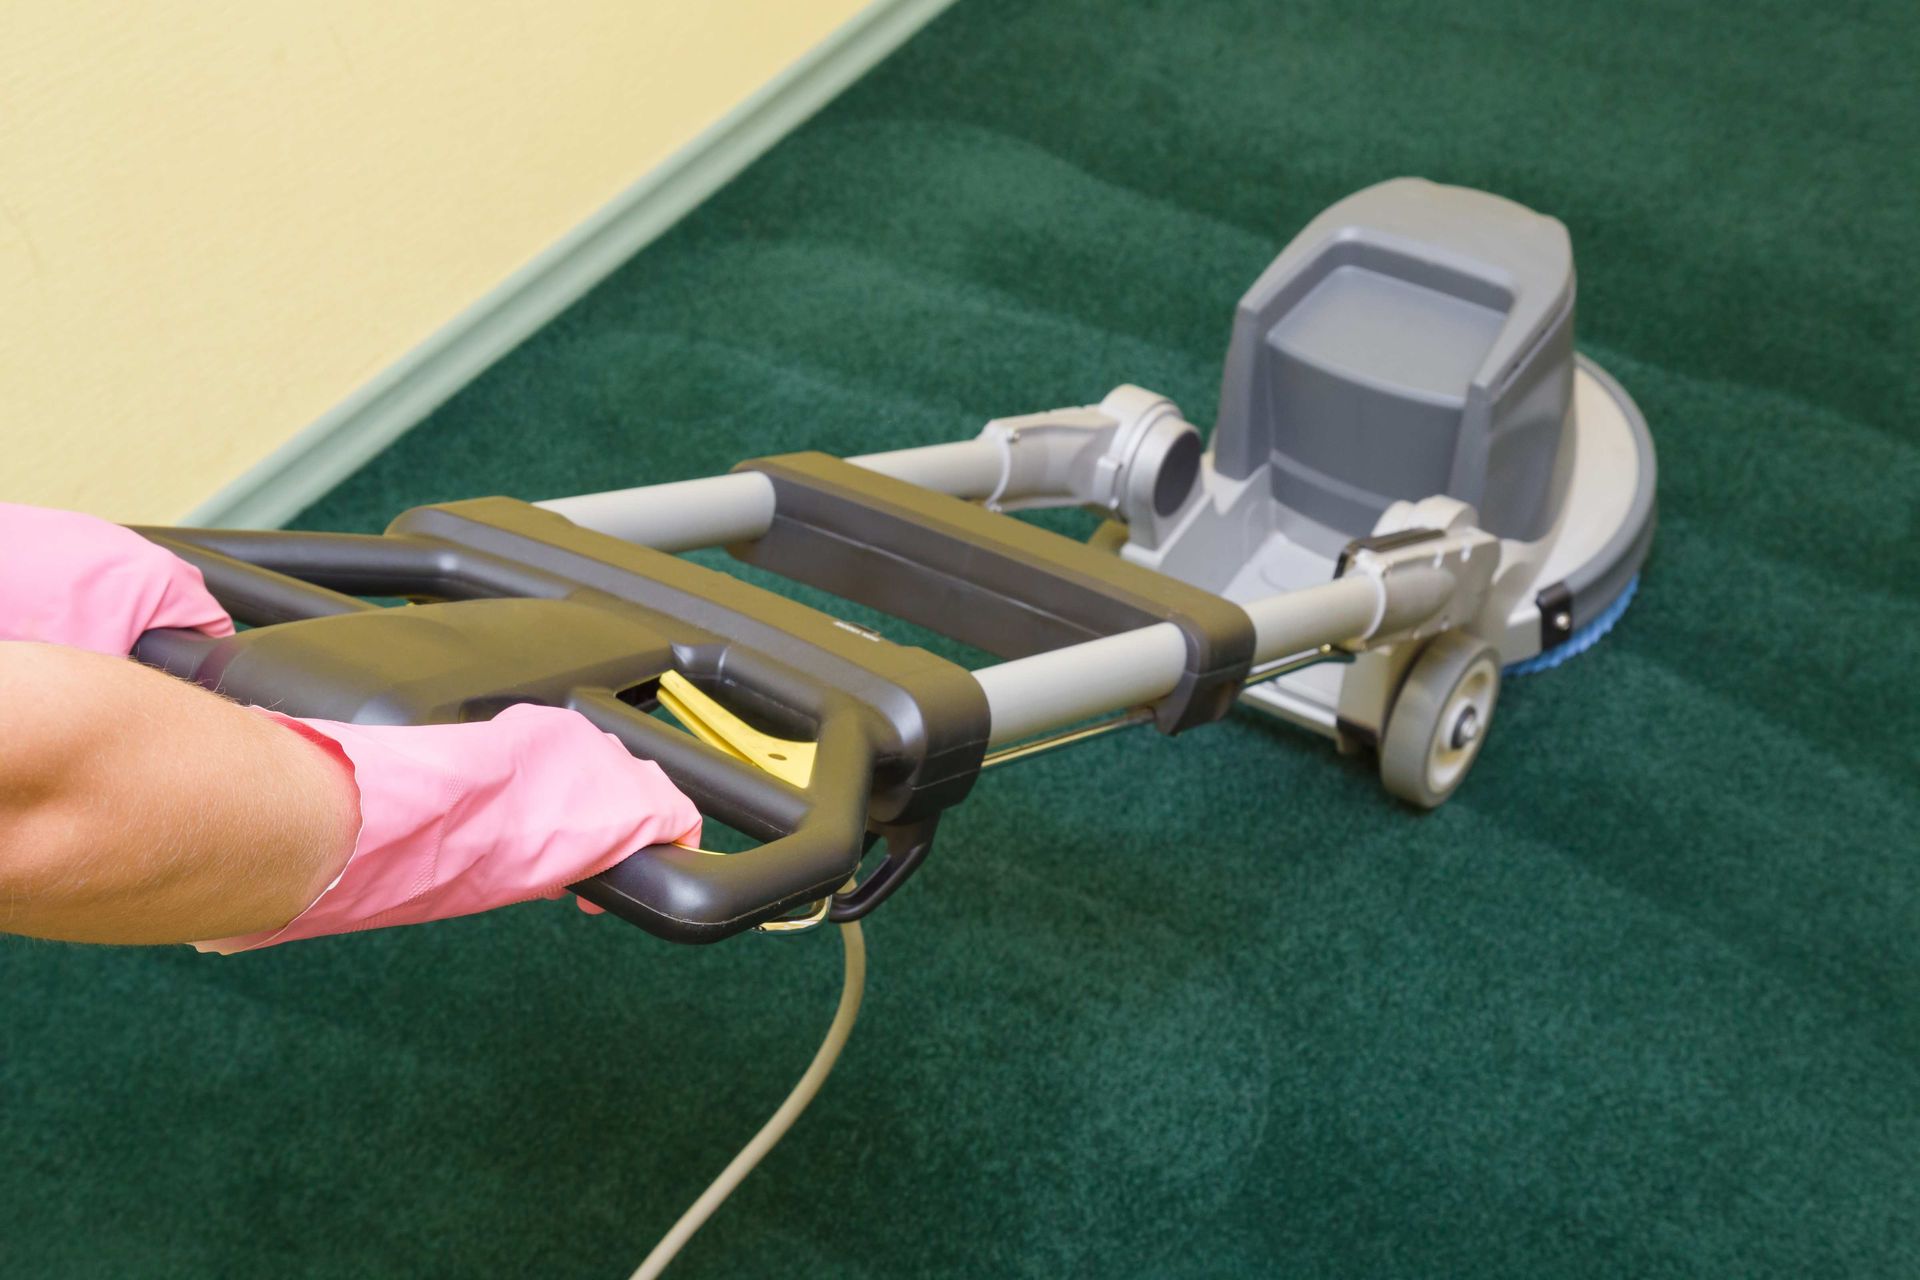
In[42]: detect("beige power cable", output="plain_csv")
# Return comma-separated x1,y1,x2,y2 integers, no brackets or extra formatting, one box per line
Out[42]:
629,679,861,1278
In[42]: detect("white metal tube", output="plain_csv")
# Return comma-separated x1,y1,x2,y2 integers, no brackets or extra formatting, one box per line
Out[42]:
974,623,1189,746
973,576,1385,745
1244,576,1382,663
847,439,1005,496
535,472,775,551
856,430,1096,506
537,435,1082,549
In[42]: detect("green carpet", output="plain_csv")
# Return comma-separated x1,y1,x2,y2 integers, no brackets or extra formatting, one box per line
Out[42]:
6,0,1917,1274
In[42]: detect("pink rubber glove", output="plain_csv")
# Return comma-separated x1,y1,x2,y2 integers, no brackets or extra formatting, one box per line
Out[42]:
0,501,700,948
0,502,234,654
195,705,703,952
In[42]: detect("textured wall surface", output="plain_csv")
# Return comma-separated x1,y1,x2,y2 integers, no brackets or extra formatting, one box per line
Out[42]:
0,0,868,521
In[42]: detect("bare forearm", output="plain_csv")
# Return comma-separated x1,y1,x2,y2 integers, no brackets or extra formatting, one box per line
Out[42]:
0,641,357,945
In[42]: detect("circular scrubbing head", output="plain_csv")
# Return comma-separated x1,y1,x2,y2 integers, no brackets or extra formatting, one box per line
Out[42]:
1503,574,1640,678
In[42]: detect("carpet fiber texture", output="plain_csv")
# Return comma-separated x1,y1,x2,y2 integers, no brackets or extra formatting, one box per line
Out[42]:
4,0,1917,1274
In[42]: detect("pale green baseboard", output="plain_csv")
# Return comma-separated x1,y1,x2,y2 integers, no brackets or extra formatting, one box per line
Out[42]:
185,0,956,529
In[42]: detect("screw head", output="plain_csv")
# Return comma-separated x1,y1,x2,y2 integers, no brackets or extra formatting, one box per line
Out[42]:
1449,705,1481,750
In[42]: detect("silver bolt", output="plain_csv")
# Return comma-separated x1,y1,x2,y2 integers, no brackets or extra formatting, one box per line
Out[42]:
1552,611,1573,631
1449,705,1481,750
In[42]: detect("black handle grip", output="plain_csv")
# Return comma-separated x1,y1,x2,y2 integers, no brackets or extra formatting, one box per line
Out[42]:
130,513,948,944
567,688,877,943
137,624,881,945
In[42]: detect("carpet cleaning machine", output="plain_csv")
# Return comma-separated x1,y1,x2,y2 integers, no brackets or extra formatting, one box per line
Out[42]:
132,179,1655,1272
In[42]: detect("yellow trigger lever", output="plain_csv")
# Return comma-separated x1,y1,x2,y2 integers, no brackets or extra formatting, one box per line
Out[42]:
655,672,831,932
655,670,816,790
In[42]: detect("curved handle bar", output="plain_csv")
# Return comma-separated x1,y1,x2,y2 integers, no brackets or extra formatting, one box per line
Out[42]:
136,628,883,946
130,520,912,945
567,689,877,943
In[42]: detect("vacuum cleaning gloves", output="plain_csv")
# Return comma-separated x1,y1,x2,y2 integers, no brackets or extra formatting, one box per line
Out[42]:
1,502,701,951
193,707,701,953
0,501,235,653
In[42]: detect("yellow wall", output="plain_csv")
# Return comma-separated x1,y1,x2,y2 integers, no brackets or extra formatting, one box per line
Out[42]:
0,0,872,522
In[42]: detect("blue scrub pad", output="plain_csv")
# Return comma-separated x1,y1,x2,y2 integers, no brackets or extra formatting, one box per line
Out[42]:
1504,574,1640,678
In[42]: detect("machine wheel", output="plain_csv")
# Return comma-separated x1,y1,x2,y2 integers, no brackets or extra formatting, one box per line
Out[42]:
1379,631,1501,809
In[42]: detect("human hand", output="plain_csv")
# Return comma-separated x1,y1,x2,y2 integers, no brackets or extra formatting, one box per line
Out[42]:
196,703,702,951
0,503,233,655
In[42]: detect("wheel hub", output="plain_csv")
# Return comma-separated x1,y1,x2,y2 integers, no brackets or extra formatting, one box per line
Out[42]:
1449,705,1481,750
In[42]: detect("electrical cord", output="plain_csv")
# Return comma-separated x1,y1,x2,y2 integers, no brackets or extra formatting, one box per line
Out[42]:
628,917,866,1279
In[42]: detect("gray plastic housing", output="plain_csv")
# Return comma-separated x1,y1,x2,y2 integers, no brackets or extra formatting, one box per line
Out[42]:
1213,177,1576,542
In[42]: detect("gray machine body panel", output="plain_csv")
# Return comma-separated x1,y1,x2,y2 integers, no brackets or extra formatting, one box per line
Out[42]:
1214,178,1577,544
1557,356,1657,633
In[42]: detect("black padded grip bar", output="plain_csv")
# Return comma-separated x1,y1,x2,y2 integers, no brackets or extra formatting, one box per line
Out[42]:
730,452,1256,732
133,530,381,625
132,498,990,942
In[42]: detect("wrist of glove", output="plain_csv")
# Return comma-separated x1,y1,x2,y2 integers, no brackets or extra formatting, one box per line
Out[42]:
0,502,702,951
195,704,703,953
0,502,233,654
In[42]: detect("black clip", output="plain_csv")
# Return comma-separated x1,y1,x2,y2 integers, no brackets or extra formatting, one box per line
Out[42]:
828,819,940,922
